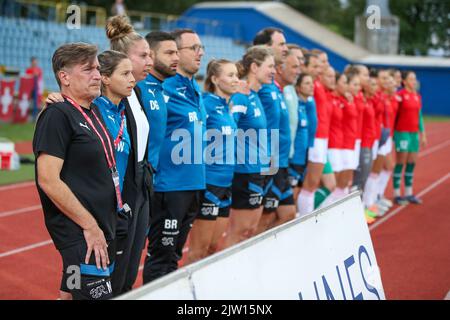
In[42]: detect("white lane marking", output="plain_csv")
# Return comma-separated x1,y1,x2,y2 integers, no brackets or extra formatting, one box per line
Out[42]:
370,172,450,231
419,140,450,158
0,181,35,192
0,205,42,218
0,240,53,259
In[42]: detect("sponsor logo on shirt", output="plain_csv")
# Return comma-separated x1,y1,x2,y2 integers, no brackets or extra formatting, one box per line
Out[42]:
90,284,109,299
249,194,263,206
161,237,174,246
79,122,90,131
215,106,224,115
176,87,187,99
107,115,115,123
148,88,156,98
254,108,262,118
201,205,219,217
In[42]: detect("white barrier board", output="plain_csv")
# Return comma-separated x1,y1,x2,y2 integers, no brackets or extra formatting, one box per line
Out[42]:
120,193,385,300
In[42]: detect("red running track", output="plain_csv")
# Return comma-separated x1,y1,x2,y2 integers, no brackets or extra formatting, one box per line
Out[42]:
0,121,449,300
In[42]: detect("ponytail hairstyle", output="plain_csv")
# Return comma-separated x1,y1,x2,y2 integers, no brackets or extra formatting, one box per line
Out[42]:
204,59,233,93
105,15,144,54
236,45,273,79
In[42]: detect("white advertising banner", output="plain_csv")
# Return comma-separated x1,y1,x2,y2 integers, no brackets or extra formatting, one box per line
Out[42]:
120,193,385,300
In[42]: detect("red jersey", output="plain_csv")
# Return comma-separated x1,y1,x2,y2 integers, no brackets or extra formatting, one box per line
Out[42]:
389,94,399,136
354,91,365,140
342,97,358,150
328,93,344,149
25,66,44,95
371,92,383,141
313,80,333,139
361,97,376,148
395,89,422,132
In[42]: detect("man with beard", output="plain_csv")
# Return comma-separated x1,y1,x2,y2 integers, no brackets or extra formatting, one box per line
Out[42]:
138,31,179,173
143,29,206,283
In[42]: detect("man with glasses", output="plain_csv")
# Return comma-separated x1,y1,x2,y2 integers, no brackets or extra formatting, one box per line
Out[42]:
143,29,207,283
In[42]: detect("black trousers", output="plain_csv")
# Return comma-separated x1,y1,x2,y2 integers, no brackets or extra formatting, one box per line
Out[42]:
143,190,201,284
112,161,150,295
353,148,373,191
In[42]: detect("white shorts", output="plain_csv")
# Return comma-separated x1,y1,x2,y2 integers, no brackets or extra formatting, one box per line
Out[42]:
372,140,379,160
342,149,357,170
308,138,328,164
328,148,344,172
377,136,393,156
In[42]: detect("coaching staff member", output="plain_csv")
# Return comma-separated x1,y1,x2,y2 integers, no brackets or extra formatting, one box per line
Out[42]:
33,43,117,300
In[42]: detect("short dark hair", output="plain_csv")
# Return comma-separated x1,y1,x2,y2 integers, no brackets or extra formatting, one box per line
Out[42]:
253,27,284,46
52,42,98,88
369,68,379,78
303,53,318,67
145,31,176,51
295,72,313,87
171,28,196,47
401,70,415,81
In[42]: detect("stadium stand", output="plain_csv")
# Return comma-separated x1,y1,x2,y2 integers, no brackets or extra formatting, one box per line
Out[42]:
0,16,246,92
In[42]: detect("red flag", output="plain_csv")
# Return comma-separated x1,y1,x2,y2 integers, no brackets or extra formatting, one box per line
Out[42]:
0,79,16,123
13,76,34,123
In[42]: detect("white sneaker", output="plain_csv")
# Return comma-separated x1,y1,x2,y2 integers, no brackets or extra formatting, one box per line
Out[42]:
375,202,390,215
380,197,393,208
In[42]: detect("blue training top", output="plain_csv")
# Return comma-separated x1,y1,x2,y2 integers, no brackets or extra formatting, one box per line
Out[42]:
276,85,291,168
154,73,206,192
305,96,318,148
258,82,290,168
290,96,317,166
137,73,168,171
94,95,131,193
230,91,270,174
203,92,237,187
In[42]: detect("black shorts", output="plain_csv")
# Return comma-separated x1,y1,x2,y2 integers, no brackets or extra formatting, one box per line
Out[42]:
263,168,295,212
197,184,232,221
288,163,308,188
59,240,115,300
231,173,266,209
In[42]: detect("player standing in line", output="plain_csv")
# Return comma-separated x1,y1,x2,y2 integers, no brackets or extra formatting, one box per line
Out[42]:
223,46,275,248
296,56,335,216
143,29,207,283
257,48,301,233
105,16,154,293
392,70,427,204
283,44,305,157
252,28,294,231
320,72,358,207
363,69,394,218
290,73,317,203
353,66,378,194
186,59,239,263
138,31,179,181
373,72,399,211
